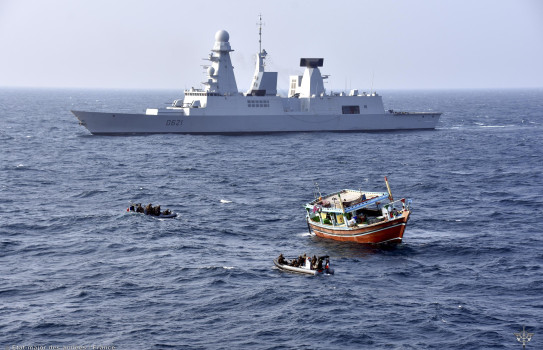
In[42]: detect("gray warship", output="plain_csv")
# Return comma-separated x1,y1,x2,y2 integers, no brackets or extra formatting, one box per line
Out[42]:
72,22,441,135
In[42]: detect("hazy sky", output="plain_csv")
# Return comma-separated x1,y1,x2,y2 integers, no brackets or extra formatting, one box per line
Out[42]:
1,0,542,91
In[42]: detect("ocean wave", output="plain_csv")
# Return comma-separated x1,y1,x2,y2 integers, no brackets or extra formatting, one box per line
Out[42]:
2,88,542,348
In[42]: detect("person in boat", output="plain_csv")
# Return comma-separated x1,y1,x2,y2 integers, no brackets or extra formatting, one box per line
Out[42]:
154,205,161,216
311,255,317,269
325,258,330,270
300,254,307,267
162,208,171,215
317,257,323,270
304,256,312,269
355,214,365,224
136,204,144,213
145,203,153,215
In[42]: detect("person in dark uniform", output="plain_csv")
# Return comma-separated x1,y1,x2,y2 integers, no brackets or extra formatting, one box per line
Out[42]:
145,203,153,215
317,257,323,270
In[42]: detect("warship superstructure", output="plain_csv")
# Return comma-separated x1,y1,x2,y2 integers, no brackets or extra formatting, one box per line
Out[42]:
72,22,441,135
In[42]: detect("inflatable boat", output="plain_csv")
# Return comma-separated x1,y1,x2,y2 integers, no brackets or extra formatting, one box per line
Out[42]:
273,255,333,275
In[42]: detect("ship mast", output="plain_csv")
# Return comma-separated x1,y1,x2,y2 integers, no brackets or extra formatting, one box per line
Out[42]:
246,14,278,96
258,13,263,54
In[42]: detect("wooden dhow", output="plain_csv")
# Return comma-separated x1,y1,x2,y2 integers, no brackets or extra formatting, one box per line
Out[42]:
304,178,411,244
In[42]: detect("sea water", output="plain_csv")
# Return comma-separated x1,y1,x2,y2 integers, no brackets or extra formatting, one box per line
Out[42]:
1,88,542,349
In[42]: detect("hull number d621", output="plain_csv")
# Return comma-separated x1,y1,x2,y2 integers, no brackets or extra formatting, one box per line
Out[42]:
166,120,183,126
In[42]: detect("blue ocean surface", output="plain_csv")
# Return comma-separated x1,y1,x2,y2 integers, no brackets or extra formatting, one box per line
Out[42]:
1,88,542,349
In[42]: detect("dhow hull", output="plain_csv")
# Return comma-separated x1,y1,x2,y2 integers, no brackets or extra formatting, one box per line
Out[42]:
308,212,410,244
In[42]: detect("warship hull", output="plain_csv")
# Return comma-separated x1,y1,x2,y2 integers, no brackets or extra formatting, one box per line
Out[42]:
73,110,440,135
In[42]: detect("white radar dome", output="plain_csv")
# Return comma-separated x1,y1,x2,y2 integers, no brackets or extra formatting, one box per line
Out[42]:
207,66,215,76
215,30,229,42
